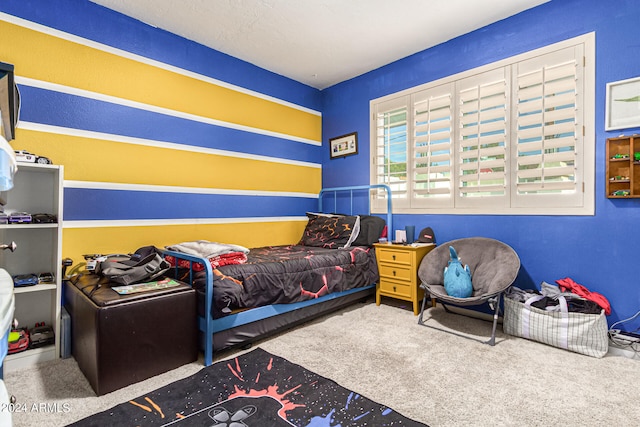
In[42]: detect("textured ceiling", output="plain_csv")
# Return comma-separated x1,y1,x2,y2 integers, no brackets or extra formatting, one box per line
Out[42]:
90,0,549,89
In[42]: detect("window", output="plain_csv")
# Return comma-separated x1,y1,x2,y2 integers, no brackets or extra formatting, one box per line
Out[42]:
370,34,594,215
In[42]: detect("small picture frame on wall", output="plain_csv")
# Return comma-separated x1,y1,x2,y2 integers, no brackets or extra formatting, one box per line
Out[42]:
605,76,640,131
329,132,358,159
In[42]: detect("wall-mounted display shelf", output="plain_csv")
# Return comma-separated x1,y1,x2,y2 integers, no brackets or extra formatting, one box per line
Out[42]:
606,136,640,198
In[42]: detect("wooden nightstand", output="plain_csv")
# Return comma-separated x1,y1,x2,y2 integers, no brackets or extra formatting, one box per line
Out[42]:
374,243,435,315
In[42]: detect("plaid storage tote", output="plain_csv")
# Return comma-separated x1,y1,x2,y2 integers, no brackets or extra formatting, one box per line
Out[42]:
503,294,608,358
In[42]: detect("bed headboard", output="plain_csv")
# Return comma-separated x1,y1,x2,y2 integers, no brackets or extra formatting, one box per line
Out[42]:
318,184,393,236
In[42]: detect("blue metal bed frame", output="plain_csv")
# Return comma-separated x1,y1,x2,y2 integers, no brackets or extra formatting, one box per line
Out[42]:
163,184,392,366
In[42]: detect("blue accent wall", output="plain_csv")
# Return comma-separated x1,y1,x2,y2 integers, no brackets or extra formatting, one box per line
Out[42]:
322,0,640,329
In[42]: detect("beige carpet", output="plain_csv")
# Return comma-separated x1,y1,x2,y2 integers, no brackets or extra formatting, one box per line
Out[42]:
4,298,640,426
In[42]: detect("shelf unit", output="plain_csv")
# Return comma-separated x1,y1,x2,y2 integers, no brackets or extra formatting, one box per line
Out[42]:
0,163,63,371
606,136,640,198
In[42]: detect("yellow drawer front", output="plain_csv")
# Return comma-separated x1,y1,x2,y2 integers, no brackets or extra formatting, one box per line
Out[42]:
379,264,412,282
379,279,412,298
377,249,412,265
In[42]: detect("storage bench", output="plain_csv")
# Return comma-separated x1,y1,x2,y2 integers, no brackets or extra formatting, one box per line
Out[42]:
64,273,197,395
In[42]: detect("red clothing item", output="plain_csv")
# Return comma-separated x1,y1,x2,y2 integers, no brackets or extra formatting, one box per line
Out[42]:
165,252,248,272
555,277,611,315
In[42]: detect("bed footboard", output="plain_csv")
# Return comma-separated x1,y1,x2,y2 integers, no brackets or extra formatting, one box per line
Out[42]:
162,249,215,365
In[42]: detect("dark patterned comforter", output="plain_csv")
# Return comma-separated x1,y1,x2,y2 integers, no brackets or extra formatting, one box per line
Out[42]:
192,245,378,318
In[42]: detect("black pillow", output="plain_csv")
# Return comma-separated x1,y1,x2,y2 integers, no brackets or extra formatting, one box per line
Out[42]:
300,213,360,249
351,215,386,246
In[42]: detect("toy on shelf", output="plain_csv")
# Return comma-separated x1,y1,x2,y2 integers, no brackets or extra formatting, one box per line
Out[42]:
14,150,51,164
611,190,631,197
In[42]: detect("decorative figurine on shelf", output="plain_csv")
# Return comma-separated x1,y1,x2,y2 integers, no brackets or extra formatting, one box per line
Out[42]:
611,190,631,196
611,153,630,159
14,150,52,165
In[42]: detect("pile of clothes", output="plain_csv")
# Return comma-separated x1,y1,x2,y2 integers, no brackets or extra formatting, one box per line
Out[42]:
505,277,611,315
165,240,250,271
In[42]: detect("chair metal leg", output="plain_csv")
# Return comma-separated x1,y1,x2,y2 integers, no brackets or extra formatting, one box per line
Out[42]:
417,289,429,325
418,292,504,346
486,294,502,346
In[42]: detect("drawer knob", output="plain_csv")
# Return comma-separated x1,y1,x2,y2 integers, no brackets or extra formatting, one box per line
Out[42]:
393,285,397,292
392,255,396,260
393,270,396,276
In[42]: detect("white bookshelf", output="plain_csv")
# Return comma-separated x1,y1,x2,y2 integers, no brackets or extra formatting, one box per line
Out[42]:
0,163,63,371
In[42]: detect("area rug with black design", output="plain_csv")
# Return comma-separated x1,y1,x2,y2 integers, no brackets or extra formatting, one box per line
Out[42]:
70,347,427,426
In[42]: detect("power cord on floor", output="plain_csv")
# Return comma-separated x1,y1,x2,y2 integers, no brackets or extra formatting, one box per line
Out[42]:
608,309,640,355
608,331,640,353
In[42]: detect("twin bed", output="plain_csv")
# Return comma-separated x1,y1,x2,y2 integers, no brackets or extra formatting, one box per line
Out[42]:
162,185,393,366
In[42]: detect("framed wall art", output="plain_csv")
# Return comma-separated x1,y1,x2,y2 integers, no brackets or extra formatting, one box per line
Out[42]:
329,132,358,159
605,76,640,131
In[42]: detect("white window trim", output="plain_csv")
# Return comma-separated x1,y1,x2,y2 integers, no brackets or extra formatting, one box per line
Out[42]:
370,33,595,216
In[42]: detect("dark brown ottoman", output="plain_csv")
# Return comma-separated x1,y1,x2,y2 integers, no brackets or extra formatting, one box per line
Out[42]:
64,273,197,395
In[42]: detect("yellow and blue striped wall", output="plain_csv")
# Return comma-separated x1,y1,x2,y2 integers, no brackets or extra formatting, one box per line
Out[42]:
0,0,323,265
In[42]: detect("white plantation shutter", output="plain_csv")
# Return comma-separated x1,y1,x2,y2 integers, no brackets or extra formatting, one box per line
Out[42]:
369,34,593,215
372,96,410,210
457,69,509,208
512,46,583,208
412,84,454,208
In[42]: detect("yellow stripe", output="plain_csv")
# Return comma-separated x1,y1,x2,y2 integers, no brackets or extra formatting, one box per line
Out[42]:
0,20,321,142
13,128,321,194
63,221,306,269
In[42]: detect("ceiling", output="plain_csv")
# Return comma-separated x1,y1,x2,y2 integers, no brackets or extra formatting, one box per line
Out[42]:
90,0,549,90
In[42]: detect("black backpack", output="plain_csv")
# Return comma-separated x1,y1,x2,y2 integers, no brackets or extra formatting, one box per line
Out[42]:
97,246,170,286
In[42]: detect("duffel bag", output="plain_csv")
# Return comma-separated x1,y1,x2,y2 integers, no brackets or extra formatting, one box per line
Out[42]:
503,293,608,358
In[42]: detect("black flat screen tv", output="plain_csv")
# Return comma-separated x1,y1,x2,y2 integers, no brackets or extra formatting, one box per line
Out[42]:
0,61,19,141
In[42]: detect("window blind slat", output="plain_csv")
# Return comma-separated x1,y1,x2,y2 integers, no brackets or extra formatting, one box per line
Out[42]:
518,98,544,114
414,187,451,196
428,152,452,163
460,123,506,138
517,163,575,180
517,181,575,192
415,120,451,133
460,184,505,193
544,151,576,164
460,146,505,161
545,61,577,80
416,105,451,119
517,153,543,166
544,92,576,109
544,135,576,150
545,78,576,95
460,158,506,171
543,107,575,123
544,121,576,137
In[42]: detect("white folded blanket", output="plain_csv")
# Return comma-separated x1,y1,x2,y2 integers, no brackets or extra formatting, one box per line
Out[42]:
166,240,250,258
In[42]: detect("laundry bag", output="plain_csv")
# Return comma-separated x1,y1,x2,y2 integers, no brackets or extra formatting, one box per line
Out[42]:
503,294,608,358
